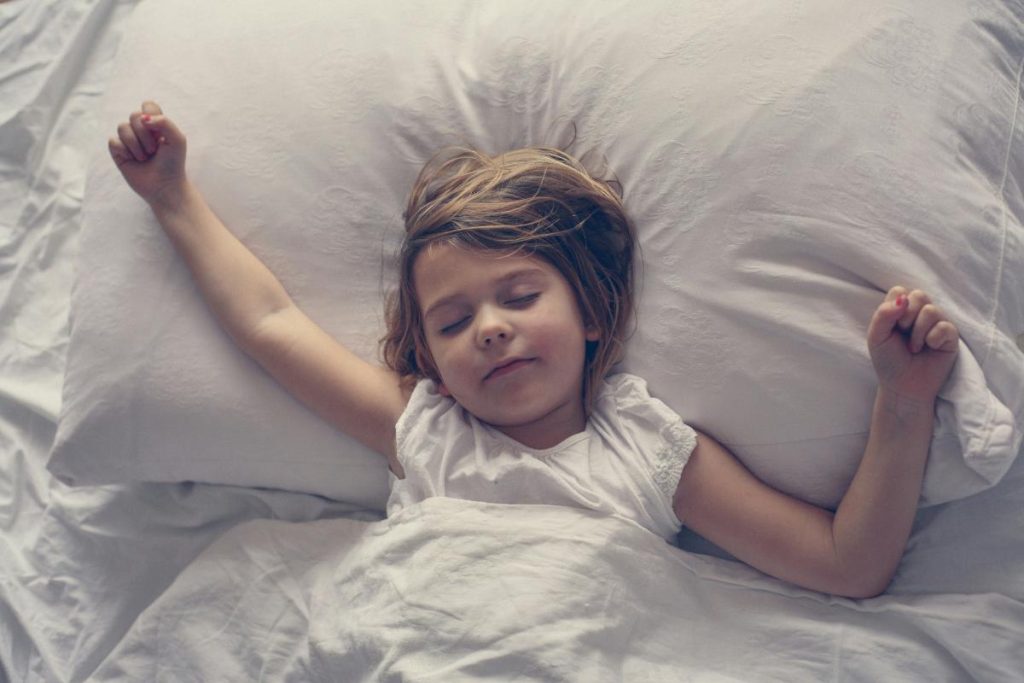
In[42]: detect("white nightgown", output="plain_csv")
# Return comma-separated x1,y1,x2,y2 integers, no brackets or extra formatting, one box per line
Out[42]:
387,373,699,541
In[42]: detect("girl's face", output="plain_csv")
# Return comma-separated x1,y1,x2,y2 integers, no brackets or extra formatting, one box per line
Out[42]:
414,243,599,449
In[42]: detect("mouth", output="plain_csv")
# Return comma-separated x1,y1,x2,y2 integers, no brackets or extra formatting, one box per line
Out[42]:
484,357,535,381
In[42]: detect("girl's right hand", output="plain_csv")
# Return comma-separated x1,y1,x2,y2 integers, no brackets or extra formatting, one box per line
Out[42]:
108,100,187,206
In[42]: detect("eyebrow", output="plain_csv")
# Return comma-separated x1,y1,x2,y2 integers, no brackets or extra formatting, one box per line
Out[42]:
422,267,547,319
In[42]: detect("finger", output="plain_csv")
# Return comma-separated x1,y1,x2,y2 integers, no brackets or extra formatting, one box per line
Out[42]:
117,121,147,162
924,320,960,353
885,285,909,304
882,286,909,318
909,303,944,353
139,114,185,149
141,100,164,116
129,111,157,155
898,289,931,332
140,101,166,148
108,137,133,166
867,292,909,349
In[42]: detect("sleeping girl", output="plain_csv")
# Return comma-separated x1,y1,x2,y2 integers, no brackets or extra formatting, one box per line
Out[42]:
108,101,961,599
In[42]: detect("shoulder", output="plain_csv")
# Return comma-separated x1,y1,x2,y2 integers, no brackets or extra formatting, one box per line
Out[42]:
597,373,692,439
598,373,670,416
392,377,463,478
396,377,452,439
597,373,699,496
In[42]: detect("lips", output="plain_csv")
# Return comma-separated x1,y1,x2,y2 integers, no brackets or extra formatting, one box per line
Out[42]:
484,357,535,381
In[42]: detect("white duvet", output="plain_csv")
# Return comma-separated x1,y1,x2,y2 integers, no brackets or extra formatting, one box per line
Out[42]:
92,496,1024,682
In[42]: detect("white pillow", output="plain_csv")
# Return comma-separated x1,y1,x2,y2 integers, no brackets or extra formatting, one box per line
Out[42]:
50,0,1023,509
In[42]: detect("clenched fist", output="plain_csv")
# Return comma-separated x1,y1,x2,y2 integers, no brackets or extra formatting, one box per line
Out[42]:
867,286,960,404
108,100,187,206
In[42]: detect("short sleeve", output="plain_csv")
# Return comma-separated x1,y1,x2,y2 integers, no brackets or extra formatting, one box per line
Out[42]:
388,377,466,517
595,374,699,535
394,378,435,460
394,378,461,468
650,420,699,501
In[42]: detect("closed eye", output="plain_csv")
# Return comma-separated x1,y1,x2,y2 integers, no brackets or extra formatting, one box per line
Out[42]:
438,294,537,334
507,293,539,307
440,317,469,335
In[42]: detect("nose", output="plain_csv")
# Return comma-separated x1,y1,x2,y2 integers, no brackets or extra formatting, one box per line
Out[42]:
476,306,513,348
482,331,507,346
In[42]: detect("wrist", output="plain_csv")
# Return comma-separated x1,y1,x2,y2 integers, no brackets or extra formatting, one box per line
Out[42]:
147,177,192,215
874,386,936,425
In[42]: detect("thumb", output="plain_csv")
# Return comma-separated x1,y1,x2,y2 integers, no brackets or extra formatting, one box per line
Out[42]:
867,295,907,350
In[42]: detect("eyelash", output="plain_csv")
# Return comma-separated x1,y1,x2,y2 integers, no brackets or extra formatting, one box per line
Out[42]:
440,319,468,335
508,293,539,307
438,293,539,335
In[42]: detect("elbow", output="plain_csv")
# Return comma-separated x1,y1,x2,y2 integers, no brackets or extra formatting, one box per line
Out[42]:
241,306,298,357
835,567,894,600
840,580,888,600
828,530,899,599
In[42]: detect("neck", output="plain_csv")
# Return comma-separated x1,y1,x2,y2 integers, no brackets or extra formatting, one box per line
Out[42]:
493,398,587,450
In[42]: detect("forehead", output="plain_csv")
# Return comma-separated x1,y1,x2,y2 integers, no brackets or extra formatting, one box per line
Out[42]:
413,243,557,310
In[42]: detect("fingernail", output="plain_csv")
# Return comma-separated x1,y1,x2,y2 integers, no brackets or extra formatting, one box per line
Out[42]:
142,114,151,122
895,295,906,307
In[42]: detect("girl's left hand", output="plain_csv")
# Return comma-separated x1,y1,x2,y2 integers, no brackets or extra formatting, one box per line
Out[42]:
867,286,960,404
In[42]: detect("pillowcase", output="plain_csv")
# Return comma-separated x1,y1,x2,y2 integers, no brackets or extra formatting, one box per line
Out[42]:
50,0,1023,509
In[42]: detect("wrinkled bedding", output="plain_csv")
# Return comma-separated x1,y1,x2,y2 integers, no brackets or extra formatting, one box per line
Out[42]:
92,497,1024,682
1,1,1023,682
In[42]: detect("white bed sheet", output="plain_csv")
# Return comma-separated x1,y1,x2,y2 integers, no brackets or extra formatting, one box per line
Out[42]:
0,2,382,681
0,1,1022,682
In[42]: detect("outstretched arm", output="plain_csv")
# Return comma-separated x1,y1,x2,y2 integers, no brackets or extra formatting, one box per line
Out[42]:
674,287,959,598
110,101,408,467
109,101,292,351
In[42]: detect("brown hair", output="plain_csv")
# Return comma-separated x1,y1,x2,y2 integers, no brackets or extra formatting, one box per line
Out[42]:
381,142,636,413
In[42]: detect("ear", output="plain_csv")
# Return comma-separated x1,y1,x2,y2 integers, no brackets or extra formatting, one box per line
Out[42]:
585,326,601,342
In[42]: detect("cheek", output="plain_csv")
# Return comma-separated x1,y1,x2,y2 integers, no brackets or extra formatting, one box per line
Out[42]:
427,348,456,397
427,340,466,382
530,315,586,358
